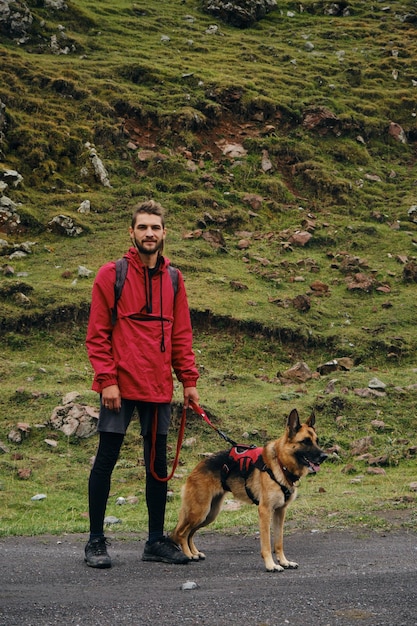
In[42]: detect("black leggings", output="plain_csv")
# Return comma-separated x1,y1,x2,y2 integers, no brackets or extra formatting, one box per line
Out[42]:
88,431,168,537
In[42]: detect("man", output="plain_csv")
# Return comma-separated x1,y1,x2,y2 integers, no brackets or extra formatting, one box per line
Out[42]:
85,200,199,568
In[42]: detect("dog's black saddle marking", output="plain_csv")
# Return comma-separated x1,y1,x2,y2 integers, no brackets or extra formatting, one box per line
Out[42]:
220,445,293,505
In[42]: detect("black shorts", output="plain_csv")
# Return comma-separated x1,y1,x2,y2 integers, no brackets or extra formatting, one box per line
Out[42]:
97,399,171,436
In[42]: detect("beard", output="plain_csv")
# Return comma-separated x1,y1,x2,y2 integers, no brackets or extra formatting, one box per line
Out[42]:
133,238,164,256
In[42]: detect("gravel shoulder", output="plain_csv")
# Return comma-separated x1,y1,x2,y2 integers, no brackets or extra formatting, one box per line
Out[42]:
0,529,416,626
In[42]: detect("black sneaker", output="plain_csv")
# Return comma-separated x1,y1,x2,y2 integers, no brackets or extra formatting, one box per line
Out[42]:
84,537,112,569
142,537,189,564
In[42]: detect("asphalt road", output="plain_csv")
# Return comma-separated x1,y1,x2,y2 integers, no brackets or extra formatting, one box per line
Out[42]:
0,530,416,626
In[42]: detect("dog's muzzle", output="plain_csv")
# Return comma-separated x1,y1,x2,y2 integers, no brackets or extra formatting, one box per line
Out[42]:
304,451,328,473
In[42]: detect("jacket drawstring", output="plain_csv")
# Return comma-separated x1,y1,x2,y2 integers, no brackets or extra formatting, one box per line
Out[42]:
160,272,166,353
143,267,151,313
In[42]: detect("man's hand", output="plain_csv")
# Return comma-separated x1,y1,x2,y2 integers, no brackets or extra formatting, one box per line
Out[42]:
102,384,122,412
183,386,199,409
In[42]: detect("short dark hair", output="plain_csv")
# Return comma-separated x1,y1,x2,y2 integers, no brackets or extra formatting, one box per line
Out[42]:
131,200,166,229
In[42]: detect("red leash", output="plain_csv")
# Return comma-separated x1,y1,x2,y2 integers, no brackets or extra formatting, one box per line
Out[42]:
150,404,187,482
150,401,237,482
189,400,238,446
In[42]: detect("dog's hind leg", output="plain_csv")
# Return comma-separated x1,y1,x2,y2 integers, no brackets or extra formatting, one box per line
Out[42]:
186,492,225,559
272,507,298,569
172,489,225,560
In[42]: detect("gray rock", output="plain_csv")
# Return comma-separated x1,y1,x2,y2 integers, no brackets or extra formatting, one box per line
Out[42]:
202,0,277,27
104,516,121,525
48,215,83,237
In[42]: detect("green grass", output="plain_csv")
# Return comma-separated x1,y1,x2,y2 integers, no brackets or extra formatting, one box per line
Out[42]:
1,0,417,537
1,325,416,537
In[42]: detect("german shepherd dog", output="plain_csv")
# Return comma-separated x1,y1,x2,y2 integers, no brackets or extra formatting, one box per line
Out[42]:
171,409,327,572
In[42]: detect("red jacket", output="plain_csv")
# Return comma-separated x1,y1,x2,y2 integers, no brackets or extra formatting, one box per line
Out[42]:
86,248,199,401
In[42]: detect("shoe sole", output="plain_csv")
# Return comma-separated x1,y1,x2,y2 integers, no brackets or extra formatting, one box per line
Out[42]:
84,557,112,569
142,554,189,564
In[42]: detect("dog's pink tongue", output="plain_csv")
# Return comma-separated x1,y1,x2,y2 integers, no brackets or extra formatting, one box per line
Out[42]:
308,461,321,473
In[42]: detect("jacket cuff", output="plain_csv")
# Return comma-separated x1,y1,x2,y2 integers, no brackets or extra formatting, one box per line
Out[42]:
181,379,198,389
95,375,118,391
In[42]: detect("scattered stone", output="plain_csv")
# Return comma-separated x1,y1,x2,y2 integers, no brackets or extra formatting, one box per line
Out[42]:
201,0,277,28
409,482,417,492
368,454,389,466
261,149,273,172
201,229,226,249
364,173,382,182
116,497,126,505
181,581,199,591
346,273,375,292
403,261,417,283
78,265,93,278
0,198,21,234
289,231,312,246
17,468,31,479
408,205,417,223
0,169,23,187
77,200,91,214
8,429,22,443
370,419,385,430
324,379,337,394
243,193,263,210
62,391,81,405
317,357,354,375
217,141,247,158
354,387,385,398
230,280,248,290
310,280,329,294
280,361,312,383
302,106,340,133
31,493,47,501
368,377,386,391
0,441,10,454
48,215,83,237
388,121,407,144
44,438,58,447
367,467,386,475
50,401,99,438
222,499,243,511
104,516,121,525
350,436,373,456
292,294,311,312
86,144,111,187
17,422,31,434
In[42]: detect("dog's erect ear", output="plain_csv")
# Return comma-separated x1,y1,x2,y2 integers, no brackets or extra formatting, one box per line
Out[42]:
287,408,301,437
306,412,316,429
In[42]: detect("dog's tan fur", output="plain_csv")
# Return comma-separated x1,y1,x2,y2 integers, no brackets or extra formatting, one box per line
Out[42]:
171,409,327,571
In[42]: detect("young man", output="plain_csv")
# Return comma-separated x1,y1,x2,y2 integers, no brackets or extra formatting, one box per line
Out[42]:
85,200,199,568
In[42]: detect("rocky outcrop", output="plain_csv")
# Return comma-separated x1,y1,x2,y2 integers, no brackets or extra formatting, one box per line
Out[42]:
201,0,277,27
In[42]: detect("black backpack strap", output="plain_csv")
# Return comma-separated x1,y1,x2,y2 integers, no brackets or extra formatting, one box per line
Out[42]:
167,265,179,297
112,257,128,325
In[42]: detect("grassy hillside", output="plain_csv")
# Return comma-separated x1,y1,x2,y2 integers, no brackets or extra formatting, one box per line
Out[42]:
0,0,416,537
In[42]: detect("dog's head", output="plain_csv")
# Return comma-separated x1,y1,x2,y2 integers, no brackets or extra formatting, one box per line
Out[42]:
278,408,328,478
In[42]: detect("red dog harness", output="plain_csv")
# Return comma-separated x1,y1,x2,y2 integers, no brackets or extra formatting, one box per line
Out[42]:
221,445,293,504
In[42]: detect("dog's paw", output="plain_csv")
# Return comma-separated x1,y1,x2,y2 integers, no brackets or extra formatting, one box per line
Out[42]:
190,551,205,560
281,560,299,569
265,562,285,572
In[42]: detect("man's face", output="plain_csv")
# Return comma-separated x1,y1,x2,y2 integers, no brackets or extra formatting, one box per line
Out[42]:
129,213,166,256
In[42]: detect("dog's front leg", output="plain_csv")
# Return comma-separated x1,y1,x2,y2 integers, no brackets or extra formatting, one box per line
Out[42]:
258,503,284,572
272,507,298,569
